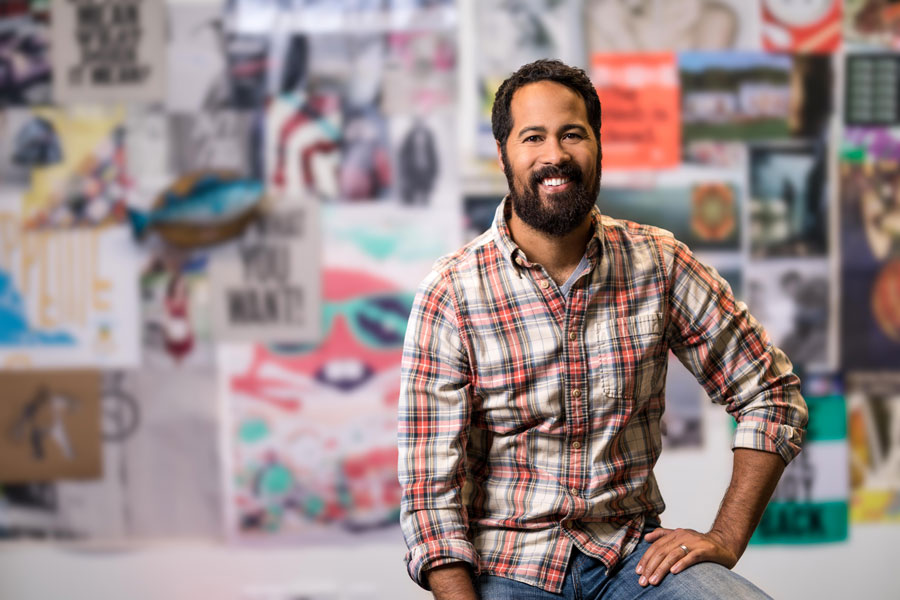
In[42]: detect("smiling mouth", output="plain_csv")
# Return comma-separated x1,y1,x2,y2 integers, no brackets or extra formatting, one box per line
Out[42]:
539,177,572,192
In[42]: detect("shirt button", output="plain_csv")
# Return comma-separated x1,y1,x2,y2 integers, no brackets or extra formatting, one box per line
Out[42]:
516,257,524,265
571,441,582,450
572,389,581,398
568,332,577,341
540,280,550,289
570,488,579,496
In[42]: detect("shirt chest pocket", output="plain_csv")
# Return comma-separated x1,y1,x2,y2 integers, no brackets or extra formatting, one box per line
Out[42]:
593,313,666,400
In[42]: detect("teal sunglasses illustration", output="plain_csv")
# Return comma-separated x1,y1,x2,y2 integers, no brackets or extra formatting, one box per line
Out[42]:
270,292,416,355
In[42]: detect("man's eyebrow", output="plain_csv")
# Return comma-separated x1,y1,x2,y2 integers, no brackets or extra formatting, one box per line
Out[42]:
515,124,589,138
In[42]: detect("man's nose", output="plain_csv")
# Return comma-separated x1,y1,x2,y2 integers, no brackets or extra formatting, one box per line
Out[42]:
540,137,570,165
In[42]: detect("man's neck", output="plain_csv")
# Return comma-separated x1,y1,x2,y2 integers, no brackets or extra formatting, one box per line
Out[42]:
507,209,593,286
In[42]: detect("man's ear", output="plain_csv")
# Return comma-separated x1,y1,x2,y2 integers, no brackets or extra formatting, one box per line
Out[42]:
496,140,505,174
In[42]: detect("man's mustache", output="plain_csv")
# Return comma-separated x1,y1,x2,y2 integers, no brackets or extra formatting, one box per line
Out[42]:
529,163,584,188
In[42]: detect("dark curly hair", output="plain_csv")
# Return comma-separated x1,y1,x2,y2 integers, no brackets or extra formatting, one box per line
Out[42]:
491,59,602,153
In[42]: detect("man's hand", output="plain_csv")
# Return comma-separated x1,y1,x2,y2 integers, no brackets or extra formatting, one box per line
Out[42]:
634,448,787,588
634,527,738,587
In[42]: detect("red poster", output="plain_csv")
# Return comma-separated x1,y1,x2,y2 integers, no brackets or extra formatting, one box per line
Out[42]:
762,0,842,53
590,53,680,170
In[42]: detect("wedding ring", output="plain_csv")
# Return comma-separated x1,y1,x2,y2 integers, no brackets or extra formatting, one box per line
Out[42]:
679,544,689,555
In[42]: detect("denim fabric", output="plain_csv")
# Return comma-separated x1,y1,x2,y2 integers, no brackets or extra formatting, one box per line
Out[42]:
475,535,772,600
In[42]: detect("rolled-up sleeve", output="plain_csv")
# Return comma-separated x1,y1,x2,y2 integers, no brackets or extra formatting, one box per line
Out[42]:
663,238,808,464
398,269,479,589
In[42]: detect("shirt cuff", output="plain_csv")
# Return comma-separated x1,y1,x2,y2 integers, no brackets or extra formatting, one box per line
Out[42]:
405,538,480,590
732,418,805,465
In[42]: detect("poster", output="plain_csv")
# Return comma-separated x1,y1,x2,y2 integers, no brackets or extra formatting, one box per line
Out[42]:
849,373,900,523
21,106,131,229
590,53,680,170
751,373,848,544
323,205,460,290
749,141,829,258
51,0,166,104
599,181,740,251
843,126,900,160
381,31,456,115
0,4,52,105
845,54,900,126
839,158,900,370
585,0,761,53
761,0,842,52
745,259,833,370
390,110,457,208
211,200,321,344
0,190,140,369
0,370,102,483
680,52,791,142
166,3,227,112
169,111,260,177
845,0,900,49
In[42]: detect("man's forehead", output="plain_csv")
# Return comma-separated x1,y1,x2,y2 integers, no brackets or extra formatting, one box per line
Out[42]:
509,81,589,126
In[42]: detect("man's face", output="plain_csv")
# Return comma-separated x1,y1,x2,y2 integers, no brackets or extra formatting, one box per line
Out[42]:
498,80,600,237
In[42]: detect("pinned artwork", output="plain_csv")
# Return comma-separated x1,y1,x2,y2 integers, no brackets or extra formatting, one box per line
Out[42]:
220,267,411,542
0,370,102,483
680,52,792,143
0,193,140,369
600,182,740,252
21,106,131,230
749,142,829,258
845,0,900,49
761,0,842,52
0,3,52,105
141,246,214,369
585,0,760,53
51,0,166,103
590,53,680,170
211,199,321,344
849,373,900,523
751,373,848,544
840,157,900,369
745,259,833,370
845,54,900,126
128,170,265,249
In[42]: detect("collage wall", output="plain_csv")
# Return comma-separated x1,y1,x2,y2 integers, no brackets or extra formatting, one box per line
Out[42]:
0,0,898,573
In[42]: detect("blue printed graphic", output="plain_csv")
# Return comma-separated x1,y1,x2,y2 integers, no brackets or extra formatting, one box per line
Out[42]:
0,271,75,345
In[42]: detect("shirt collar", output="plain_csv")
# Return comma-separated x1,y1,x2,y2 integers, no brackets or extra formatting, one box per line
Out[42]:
490,196,605,270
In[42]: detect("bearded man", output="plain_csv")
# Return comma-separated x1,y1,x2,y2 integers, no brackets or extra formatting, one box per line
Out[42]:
398,59,807,600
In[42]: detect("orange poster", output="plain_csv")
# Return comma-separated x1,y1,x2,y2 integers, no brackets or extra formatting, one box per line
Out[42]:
590,53,680,170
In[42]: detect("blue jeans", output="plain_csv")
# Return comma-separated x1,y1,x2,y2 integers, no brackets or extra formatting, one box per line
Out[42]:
475,535,772,599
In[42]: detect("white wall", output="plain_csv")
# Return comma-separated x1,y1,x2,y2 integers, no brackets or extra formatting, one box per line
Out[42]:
1,403,896,600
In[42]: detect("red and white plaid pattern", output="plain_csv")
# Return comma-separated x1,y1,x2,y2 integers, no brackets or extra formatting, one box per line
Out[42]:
398,199,807,593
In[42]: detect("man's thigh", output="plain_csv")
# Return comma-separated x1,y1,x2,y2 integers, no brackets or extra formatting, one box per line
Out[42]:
596,540,773,600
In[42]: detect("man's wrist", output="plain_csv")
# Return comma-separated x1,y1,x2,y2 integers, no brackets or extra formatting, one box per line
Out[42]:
426,562,477,600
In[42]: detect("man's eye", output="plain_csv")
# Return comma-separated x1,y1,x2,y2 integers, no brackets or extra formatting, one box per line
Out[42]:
523,135,541,143
563,132,583,140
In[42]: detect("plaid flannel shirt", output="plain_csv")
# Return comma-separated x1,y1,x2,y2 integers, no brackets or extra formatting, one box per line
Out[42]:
398,199,807,593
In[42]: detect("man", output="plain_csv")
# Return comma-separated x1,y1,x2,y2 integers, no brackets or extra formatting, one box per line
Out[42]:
398,59,807,599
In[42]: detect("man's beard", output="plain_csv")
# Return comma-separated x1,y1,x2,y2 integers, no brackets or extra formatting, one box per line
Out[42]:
503,156,599,237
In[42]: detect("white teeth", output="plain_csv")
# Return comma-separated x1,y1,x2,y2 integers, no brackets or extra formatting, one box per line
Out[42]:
542,178,569,187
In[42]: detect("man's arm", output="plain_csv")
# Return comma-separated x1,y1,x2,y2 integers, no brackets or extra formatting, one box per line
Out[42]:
640,237,808,587
634,448,785,587
426,563,478,600
398,270,480,593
